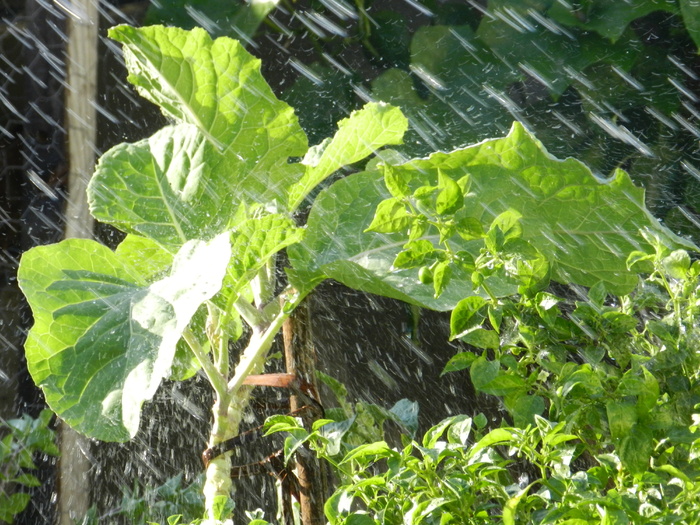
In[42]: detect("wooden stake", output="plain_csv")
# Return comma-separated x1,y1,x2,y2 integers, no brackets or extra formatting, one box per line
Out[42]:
59,0,98,522
282,299,327,525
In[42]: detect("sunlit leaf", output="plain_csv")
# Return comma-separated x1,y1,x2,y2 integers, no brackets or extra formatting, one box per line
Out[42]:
89,124,278,248
108,25,306,208
364,197,412,234
288,102,407,210
18,234,230,441
451,297,487,338
441,352,477,375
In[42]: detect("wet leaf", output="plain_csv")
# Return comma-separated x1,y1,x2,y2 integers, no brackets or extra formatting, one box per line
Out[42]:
441,352,477,375
607,401,637,442
470,356,500,391
451,296,487,338
288,171,497,311
224,214,304,293
619,424,653,475
436,169,463,215
89,124,295,248
460,329,500,350
288,102,407,210
107,25,306,214
383,164,410,199
385,122,694,294
509,395,545,427
364,197,412,234
109,25,306,159
662,250,691,279
479,374,527,397
432,260,452,298
18,234,230,441
393,240,437,269
340,441,394,464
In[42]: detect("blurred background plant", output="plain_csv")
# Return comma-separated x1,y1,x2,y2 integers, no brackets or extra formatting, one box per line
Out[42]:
0,410,58,524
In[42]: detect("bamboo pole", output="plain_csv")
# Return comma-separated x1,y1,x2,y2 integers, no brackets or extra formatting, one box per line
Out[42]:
58,0,99,522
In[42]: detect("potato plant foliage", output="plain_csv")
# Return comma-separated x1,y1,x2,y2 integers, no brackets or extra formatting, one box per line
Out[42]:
16,24,700,522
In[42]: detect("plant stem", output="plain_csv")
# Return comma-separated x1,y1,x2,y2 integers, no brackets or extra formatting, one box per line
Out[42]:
182,327,228,399
234,295,264,329
227,295,295,393
203,389,236,520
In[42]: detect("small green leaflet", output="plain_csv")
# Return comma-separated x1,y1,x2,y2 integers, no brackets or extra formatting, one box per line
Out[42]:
18,234,230,441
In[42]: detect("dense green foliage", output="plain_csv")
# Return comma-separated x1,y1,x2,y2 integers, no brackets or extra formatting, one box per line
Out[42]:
144,0,700,243
0,410,58,524
15,13,700,524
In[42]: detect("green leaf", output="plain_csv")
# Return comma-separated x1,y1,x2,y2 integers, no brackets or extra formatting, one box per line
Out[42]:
619,424,653,475
423,416,460,448
109,25,308,212
2,492,30,516
436,169,463,215
456,217,484,241
450,296,487,338
340,441,394,464
503,486,529,525
479,374,527,397
225,214,305,293
364,197,412,234
469,428,516,457
470,356,500,391
383,164,410,199
508,395,545,427
108,25,306,160
441,352,476,375
18,234,230,441
13,472,41,487
588,281,607,307
114,234,173,279
345,514,376,525
680,0,700,49
606,401,637,442
662,250,691,279
486,209,523,253
516,254,551,296
459,328,500,350
89,124,277,248
637,367,660,416
393,240,437,269
432,260,452,298
289,171,500,311
380,122,695,295
288,102,407,210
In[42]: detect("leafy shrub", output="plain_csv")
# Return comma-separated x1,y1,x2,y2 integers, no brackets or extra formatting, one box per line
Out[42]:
0,410,58,524
269,411,700,524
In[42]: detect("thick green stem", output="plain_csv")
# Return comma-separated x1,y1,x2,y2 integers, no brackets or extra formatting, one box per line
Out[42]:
201,290,303,519
203,390,238,520
227,301,291,393
182,328,227,399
